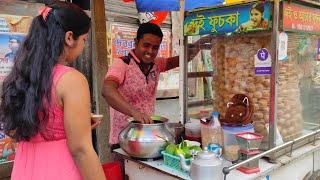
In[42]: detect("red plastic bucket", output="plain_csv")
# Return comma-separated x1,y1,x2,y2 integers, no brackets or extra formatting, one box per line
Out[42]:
102,161,122,180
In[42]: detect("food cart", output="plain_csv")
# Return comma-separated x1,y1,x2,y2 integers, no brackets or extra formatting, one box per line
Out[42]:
116,0,320,179
182,0,320,178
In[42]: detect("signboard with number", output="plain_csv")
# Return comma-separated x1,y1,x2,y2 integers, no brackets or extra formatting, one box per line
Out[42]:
283,1,320,34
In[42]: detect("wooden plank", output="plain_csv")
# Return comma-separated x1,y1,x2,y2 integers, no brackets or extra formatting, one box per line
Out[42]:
90,0,110,163
187,99,213,108
187,71,214,78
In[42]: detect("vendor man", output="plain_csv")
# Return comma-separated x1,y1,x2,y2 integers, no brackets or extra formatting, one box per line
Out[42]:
102,22,181,147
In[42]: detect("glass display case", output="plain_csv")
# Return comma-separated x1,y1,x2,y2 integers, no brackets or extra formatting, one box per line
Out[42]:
183,0,320,155
187,35,214,120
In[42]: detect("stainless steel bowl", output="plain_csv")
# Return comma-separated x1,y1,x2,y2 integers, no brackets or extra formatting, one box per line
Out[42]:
119,121,175,159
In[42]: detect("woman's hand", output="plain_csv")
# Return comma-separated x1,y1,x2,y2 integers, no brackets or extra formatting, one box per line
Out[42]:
91,113,102,129
91,120,101,129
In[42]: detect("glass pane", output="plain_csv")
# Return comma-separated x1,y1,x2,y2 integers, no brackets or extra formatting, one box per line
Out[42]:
187,36,214,120
279,33,320,142
186,32,273,148
185,31,320,149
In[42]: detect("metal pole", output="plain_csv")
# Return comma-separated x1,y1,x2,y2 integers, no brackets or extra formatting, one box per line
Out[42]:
91,0,110,163
179,0,187,124
269,0,280,150
223,129,320,177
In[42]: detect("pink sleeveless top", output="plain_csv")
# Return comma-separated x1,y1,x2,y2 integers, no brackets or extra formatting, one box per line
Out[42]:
11,64,83,180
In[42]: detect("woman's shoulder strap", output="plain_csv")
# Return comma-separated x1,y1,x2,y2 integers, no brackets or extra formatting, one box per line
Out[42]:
52,64,75,85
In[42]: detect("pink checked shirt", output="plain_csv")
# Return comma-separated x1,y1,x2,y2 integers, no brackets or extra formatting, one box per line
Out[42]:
106,50,167,144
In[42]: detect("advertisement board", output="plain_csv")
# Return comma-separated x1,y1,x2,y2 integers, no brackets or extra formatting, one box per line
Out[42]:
283,1,320,34
183,2,271,36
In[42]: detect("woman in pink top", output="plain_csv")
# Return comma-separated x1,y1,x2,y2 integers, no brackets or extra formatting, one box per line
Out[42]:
0,2,105,180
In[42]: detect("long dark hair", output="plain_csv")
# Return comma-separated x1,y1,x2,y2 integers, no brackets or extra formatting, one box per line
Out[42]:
0,1,90,142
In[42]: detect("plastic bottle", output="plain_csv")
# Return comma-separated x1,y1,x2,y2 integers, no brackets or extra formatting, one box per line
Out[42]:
207,112,223,155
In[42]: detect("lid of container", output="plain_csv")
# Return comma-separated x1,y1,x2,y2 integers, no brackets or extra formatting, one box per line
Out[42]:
223,124,253,131
235,132,263,140
212,112,219,116
197,147,217,160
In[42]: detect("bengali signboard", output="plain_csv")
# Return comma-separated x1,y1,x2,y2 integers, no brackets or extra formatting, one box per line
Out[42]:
183,2,270,36
283,1,320,34
111,24,171,63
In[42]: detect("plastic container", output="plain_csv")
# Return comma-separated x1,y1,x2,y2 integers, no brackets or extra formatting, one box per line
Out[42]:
201,112,223,149
161,150,191,173
235,132,264,152
185,122,201,143
223,124,254,161
102,161,122,180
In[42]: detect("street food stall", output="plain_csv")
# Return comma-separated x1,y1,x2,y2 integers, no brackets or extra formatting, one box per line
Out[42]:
184,1,320,150
115,0,320,179
183,0,320,178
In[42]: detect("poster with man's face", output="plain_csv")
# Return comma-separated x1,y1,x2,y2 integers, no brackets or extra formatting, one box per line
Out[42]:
0,33,26,82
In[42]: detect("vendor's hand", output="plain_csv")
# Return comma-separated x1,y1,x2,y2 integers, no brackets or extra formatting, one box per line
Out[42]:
132,111,154,124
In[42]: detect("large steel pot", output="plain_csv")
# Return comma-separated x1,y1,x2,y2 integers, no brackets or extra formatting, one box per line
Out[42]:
119,120,175,159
